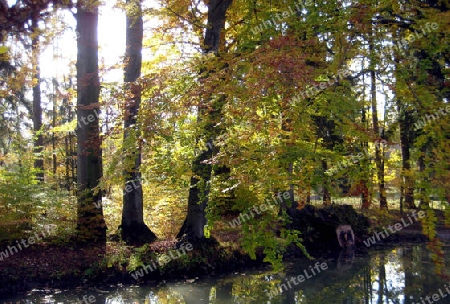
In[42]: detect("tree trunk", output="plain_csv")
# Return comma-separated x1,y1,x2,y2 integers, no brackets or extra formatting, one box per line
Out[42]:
31,18,44,182
312,116,337,206
418,144,429,208
321,159,331,206
390,17,417,211
399,107,416,209
121,0,157,246
76,4,106,245
65,135,70,190
52,83,57,176
369,31,387,210
281,115,298,215
177,0,233,243
361,107,371,209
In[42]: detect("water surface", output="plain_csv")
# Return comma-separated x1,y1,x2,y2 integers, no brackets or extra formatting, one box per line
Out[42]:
3,245,450,303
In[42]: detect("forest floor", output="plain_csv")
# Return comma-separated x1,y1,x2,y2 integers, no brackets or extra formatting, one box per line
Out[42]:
0,208,449,299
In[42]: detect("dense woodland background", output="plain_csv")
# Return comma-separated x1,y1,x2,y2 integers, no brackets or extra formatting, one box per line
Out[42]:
0,0,449,266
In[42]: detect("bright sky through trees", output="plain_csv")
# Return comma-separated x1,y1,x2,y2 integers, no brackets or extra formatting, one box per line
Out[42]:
39,1,126,83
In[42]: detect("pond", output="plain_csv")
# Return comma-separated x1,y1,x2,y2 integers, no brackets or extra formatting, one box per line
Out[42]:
3,245,450,304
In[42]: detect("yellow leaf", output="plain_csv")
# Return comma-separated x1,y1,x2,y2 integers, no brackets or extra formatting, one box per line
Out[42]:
51,119,77,132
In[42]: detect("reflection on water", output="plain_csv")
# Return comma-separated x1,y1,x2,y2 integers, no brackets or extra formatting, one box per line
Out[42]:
3,245,450,304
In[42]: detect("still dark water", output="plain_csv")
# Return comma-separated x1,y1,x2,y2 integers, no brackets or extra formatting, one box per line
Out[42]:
3,245,450,304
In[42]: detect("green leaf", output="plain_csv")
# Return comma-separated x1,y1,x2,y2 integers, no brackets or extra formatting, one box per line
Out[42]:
314,74,330,82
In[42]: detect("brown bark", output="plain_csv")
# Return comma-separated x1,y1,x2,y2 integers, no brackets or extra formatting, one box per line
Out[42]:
280,114,298,215
399,108,416,209
177,0,233,243
369,31,388,210
361,108,371,209
121,0,157,245
75,3,106,245
31,18,44,182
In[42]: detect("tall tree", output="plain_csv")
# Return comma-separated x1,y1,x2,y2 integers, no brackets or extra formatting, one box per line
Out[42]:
31,17,44,182
368,25,388,210
389,6,417,211
177,0,233,243
75,1,106,244
397,101,416,209
121,0,157,245
411,2,450,209
360,106,371,209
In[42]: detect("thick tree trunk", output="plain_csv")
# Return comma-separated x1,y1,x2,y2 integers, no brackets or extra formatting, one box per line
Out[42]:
121,0,157,246
177,0,232,243
76,4,106,245
31,18,44,182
